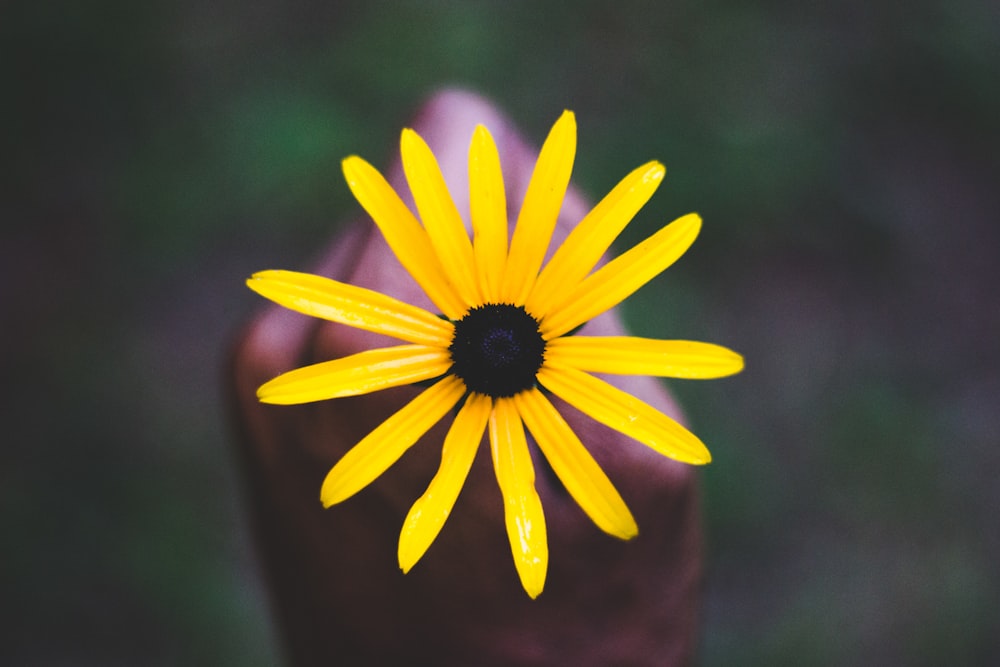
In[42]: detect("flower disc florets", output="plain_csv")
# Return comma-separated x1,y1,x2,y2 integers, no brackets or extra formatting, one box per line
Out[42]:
449,304,546,398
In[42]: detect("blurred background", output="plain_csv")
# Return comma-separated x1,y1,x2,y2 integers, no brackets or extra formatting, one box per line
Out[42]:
4,0,998,664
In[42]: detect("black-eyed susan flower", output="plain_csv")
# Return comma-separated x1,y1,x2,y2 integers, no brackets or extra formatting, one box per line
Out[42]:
247,111,743,598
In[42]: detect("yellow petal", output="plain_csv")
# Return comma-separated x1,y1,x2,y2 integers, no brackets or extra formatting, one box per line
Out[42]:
247,270,454,346
527,161,665,318
546,336,744,379
500,110,576,306
400,129,482,306
320,375,466,506
489,397,548,598
257,345,452,405
537,365,712,465
398,393,492,573
541,213,701,339
342,156,467,319
469,125,508,302
514,389,637,539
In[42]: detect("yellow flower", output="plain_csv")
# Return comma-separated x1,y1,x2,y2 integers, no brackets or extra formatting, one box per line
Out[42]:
247,111,743,598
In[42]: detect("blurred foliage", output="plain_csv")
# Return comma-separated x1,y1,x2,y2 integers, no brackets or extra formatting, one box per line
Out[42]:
3,0,998,664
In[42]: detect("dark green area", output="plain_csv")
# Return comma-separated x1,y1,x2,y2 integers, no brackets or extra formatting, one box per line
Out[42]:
4,0,998,664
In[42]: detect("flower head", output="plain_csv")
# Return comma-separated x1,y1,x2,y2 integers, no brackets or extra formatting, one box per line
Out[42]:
247,111,743,598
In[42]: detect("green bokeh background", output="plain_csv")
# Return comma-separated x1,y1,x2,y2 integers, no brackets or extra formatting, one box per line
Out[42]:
4,1,998,664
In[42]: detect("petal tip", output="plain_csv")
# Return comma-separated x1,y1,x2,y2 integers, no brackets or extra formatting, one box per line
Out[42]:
521,574,545,599
341,154,363,172
255,382,275,401
549,109,576,138
647,161,666,180
730,353,746,374
400,127,422,148
319,485,341,509
247,269,276,283
611,516,639,541
319,469,350,508
398,554,416,574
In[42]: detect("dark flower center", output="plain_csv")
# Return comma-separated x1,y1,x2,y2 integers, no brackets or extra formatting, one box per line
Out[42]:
449,304,546,398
